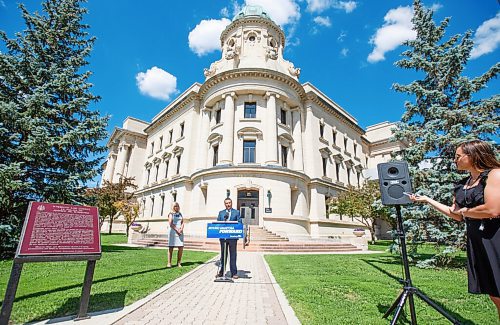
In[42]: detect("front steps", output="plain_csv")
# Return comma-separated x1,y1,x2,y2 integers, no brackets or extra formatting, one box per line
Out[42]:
133,226,361,253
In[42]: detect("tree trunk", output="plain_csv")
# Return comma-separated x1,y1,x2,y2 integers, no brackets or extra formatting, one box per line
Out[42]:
108,217,113,234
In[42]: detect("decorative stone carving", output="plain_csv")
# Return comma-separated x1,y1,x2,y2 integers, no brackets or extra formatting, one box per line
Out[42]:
265,35,278,60
288,63,301,77
203,63,216,78
225,37,240,60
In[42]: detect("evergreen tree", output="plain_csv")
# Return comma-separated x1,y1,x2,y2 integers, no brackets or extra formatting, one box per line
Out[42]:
393,0,499,266
0,0,109,257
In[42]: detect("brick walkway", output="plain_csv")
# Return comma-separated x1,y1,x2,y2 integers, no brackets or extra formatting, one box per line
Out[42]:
112,252,295,325
33,252,299,325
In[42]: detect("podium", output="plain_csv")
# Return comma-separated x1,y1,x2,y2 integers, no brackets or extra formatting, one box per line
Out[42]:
207,221,244,282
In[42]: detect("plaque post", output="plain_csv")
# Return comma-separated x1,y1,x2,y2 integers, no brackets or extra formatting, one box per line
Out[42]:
75,260,97,320
0,262,23,325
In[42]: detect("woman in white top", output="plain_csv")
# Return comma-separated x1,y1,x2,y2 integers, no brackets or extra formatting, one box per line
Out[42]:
167,202,184,267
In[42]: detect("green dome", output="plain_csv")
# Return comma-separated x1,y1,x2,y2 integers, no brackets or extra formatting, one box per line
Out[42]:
233,5,272,22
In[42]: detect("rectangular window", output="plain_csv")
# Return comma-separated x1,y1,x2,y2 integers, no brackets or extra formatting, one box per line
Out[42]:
280,108,286,124
155,165,159,182
215,109,222,124
281,145,288,167
150,141,154,155
322,157,327,176
344,138,348,150
150,197,155,217
320,123,324,138
335,162,340,182
165,161,169,178
161,196,165,216
347,167,351,185
244,102,256,118
176,155,181,174
353,143,357,157
213,145,219,166
146,169,151,184
332,130,337,145
159,136,163,149
169,130,173,143
357,171,361,187
243,140,256,163
180,122,185,138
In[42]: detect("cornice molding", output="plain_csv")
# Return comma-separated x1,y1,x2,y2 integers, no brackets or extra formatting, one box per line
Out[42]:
199,68,306,102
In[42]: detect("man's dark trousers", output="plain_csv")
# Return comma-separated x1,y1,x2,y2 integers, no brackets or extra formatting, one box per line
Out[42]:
219,239,238,276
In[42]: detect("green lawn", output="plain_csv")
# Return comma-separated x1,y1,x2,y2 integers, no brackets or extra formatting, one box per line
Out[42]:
0,234,216,324
265,245,497,325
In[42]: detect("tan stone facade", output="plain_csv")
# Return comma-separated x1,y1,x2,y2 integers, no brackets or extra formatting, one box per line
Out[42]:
101,6,403,246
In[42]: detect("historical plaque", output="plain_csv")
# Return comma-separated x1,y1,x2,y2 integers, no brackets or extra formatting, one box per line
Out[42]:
1,202,101,324
17,202,101,256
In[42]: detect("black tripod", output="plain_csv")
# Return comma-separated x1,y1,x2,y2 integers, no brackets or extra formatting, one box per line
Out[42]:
383,205,462,325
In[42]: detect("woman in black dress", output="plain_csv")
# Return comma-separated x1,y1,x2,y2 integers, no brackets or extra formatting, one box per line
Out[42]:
410,140,500,318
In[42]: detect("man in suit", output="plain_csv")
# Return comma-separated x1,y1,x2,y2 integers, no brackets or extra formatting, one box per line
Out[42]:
216,197,242,279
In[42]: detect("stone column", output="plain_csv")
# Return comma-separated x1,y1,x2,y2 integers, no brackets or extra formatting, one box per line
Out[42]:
114,143,129,180
103,153,117,182
220,92,236,164
199,107,211,169
265,92,279,165
291,108,304,171
303,102,316,176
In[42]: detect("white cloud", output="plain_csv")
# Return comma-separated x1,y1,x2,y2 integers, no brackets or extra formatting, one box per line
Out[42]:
188,18,231,56
471,12,500,59
340,48,349,57
306,0,357,13
245,0,300,26
136,67,178,101
337,30,347,42
367,6,416,63
313,16,332,27
429,3,442,12
220,7,229,18
336,1,357,13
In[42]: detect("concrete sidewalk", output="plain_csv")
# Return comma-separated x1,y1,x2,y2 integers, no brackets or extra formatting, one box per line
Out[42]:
36,252,300,325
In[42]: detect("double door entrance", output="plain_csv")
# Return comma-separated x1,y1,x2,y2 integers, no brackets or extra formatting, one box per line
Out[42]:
237,190,259,226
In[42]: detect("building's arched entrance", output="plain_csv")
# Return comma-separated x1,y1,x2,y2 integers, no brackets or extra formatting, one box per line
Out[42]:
237,189,259,225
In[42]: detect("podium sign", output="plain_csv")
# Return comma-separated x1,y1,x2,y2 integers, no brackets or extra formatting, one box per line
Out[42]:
207,222,244,239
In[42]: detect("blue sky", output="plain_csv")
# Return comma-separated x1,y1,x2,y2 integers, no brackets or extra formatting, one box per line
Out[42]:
1,0,499,132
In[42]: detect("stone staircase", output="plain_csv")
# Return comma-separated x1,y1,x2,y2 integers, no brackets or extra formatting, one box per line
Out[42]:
133,226,361,253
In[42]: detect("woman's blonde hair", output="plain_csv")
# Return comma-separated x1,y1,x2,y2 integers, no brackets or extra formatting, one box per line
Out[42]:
171,202,180,213
458,140,500,170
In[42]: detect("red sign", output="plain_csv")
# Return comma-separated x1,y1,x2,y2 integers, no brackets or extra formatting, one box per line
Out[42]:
17,202,101,256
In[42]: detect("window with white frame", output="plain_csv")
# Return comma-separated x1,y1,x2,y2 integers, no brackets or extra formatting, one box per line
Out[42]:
244,102,256,118
243,140,256,163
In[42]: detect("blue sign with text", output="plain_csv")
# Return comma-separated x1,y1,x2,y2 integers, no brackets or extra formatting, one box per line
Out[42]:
207,222,244,239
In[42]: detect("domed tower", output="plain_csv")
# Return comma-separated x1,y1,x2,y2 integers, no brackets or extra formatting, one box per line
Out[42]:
203,5,301,79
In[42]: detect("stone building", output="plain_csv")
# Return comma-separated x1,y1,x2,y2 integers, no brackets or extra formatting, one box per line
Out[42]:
101,6,403,244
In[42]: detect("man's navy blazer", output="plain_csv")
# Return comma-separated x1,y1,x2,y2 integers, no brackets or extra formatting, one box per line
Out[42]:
217,208,242,223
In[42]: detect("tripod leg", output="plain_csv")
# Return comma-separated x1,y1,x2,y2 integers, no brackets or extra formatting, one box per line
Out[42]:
414,290,462,324
390,289,410,325
408,292,417,325
383,290,405,319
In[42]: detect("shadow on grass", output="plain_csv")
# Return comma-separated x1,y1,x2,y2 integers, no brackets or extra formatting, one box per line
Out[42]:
101,245,150,253
365,260,475,325
10,259,206,303
27,290,128,323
